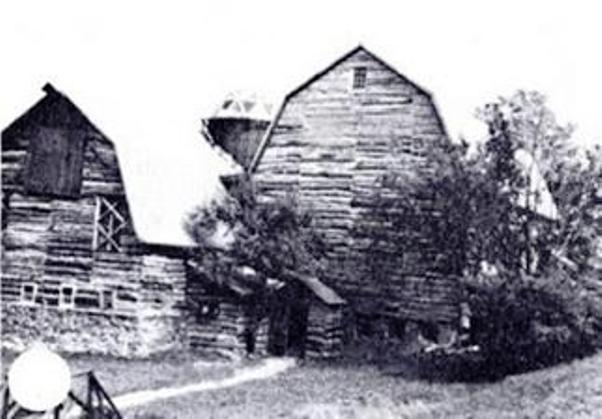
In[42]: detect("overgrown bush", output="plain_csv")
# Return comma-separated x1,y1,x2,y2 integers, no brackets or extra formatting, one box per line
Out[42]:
461,266,602,379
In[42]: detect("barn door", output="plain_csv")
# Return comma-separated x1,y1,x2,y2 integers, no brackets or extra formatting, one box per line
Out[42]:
25,127,86,198
267,284,309,357
267,288,289,356
286,299,309,357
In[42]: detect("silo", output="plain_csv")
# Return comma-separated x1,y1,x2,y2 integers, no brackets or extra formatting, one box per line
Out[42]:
203,92,273,171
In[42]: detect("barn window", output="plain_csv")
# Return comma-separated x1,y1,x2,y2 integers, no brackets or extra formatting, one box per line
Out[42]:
101,290,115,310
93,196,129,253
60,286,75,308
74,289,101,309
353,67,367,89
21,283,37,304
25,127,85,198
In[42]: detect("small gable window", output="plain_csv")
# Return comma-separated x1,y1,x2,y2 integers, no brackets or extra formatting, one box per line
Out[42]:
93,196,129,253
353,67,368,89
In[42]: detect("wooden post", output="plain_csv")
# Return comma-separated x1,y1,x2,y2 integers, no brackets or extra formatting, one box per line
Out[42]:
1,387,10,419
87,372,95,419
53,403,63,419
92,196,100,251
97,385,104,417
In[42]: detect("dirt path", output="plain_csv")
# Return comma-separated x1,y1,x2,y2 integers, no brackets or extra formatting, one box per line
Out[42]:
113,357,295,409
66,357,295,416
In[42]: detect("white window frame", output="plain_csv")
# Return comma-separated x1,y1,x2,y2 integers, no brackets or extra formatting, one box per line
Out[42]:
20,283,37,304
100,289,115,310
59,285,75,309
352,66,368,89
93,196,128,253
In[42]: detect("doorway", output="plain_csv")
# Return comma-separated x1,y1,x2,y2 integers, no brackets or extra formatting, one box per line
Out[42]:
267,284,309,357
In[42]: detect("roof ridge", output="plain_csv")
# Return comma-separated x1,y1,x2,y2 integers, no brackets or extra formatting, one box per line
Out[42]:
248,45,449,172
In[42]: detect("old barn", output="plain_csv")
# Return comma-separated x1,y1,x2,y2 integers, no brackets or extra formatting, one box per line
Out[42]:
1,84,190,357
1,83,348,360
249,46,460,333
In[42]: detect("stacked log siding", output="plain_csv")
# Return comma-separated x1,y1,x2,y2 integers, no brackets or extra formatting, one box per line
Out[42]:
1,85,189,356
251,46,459,323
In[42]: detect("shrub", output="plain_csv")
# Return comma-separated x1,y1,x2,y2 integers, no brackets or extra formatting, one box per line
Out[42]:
461,266,602,379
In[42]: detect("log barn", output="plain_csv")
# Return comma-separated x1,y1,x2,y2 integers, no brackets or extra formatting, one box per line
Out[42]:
1,83,347,360
1,83,190,357
249,46,460,334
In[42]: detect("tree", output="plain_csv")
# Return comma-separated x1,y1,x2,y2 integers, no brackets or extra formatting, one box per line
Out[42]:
184,177,326,289
477,90,601,272
458,92,602,376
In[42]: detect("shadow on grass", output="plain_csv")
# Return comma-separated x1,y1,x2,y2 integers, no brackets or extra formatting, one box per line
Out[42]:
323,337,597,384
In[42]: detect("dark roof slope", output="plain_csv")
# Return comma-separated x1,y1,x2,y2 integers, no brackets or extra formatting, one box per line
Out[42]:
2,83,110,144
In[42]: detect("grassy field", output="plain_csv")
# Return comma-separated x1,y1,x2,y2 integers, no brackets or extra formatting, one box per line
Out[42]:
3,349,602,418
122,353,602,418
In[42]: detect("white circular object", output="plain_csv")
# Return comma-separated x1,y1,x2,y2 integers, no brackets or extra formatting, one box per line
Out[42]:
8,342,71,412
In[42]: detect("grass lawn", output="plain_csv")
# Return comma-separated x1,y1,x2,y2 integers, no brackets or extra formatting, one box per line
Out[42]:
123,353,602,418
3,349,602,418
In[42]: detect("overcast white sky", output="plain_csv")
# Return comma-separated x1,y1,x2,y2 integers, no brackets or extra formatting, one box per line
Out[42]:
1,0,601,245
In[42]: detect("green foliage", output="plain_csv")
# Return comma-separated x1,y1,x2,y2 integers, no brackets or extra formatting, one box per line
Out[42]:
555,145,602,268
184,177,326,286
456,92,602,375
362,89,600,376
476,91,601,272
355,137,468,286
461,267,601,378
429,90,600,275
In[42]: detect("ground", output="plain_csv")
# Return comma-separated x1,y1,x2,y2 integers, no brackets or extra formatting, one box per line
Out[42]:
4,349,602,418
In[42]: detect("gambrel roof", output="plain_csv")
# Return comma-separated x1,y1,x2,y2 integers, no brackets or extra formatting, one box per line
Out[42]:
248,45,449,172
3,83,109,144
2,83,240,248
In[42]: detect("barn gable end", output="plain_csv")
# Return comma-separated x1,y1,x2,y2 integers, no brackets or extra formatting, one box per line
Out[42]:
1,84,188,357
250,46,459,324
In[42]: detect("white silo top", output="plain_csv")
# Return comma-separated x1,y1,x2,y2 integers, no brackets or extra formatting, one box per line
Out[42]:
212,91,273,121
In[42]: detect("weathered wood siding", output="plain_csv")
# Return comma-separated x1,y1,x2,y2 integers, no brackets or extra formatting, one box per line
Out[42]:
253,48,458,322
1,88,188,356
305,300,345,359
25,127,86,197
2,123,136,306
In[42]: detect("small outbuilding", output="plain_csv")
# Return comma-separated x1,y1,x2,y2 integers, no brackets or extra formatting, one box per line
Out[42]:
266,270,346,359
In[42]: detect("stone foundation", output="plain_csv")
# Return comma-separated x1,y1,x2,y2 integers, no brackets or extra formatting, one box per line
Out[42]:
1,304,185,357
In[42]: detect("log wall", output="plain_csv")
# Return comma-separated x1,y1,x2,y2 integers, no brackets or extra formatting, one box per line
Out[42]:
253,48,459,322
184,301,268,359
305,300,345,359
1,92,189,357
